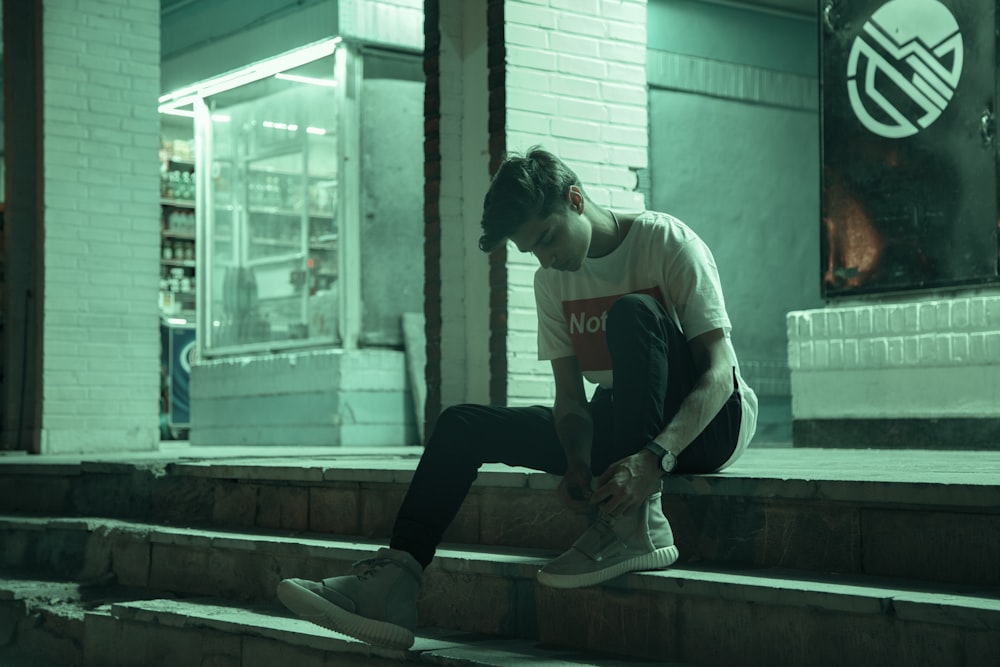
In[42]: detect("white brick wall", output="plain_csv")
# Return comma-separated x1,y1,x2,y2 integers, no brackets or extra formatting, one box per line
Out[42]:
788,296,1000,419
504,0,648,406
41,0,161,453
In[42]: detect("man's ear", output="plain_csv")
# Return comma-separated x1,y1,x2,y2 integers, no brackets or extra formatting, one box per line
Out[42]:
567,185,584,213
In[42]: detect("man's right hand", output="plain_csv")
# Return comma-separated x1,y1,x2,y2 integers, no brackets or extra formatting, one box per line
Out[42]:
558,461,593,512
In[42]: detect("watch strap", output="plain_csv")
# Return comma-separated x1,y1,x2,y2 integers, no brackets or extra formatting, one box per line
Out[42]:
643,441,678,473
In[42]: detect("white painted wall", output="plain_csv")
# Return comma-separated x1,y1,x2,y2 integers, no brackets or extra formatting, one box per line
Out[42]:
647,72,822,397
437,0,492,410
41,0,162,453
645,2,820,441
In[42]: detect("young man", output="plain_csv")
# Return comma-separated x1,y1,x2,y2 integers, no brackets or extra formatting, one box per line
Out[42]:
276,148,757,650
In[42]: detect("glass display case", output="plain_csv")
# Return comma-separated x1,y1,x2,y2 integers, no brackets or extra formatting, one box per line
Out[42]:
194,42,344,354
159,37,424,360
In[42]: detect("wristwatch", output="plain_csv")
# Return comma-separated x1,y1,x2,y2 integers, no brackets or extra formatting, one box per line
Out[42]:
643,441,678,474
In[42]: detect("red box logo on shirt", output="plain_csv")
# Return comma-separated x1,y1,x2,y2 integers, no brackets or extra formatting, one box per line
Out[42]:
561,286,664,372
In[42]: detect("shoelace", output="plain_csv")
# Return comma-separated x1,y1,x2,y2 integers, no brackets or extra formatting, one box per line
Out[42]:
582,513,624,558
350,557,393,581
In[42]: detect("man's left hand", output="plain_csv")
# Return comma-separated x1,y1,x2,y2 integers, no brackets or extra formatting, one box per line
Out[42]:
590,451,662,517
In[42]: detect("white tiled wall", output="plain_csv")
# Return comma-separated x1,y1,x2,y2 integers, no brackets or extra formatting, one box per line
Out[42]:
788,296,1000,419
504,0,649,406
190,348,416,446
40,0,161,453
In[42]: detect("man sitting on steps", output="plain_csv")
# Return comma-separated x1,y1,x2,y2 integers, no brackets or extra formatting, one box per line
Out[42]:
277,147,758,650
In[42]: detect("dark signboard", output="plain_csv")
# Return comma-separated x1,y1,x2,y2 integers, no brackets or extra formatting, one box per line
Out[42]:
821,0,998,296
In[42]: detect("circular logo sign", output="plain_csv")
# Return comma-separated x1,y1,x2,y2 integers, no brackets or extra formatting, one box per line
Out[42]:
847,0,964,139
179,339,196,375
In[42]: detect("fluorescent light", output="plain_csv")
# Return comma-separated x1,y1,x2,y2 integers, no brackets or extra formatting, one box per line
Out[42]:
158,94,199,116
275,72,338,88
306,127,327,136
157,103,228,123
262,121,301,133
158,37,341,112
160,107,195,118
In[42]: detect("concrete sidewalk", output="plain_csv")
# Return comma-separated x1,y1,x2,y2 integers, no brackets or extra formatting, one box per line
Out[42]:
1,442,997,487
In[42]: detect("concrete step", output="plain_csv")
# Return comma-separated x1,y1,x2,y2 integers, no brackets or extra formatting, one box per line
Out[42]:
92,598,688,667
1,515,997,666
0,514,550,639
0,578,86,667
1,448,998,587
0,575,191,667
0,577,693,667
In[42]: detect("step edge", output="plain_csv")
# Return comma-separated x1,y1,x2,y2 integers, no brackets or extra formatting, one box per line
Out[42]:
2,460,998,510
98,595,701,666
3,517,998,628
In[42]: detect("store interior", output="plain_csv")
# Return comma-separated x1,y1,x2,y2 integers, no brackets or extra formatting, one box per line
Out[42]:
157,39,424,440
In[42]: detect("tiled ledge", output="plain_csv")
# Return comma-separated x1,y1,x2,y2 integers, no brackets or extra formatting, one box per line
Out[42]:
788,296,1000,372
787,297,1000,427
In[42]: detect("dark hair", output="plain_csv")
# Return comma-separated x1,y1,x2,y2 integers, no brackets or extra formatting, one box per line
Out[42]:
478,147,582,252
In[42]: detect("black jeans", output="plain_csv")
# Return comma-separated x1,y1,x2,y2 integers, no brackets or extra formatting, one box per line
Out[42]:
391,294,742,568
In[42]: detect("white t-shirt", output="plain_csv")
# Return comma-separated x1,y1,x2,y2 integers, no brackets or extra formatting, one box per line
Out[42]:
534,210,757,469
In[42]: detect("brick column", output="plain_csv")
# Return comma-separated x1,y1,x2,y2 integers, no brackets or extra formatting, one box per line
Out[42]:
424,0,443,430
1,0,44,451
38,0,161,453
486,0,508,407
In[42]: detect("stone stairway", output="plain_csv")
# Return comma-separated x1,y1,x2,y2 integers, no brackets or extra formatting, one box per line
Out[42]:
0,446,998,666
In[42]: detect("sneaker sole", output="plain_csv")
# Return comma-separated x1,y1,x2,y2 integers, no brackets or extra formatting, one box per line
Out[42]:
536,545,679,589
276,579,415,650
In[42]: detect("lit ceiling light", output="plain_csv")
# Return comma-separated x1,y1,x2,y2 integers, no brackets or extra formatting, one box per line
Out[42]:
158,94,199,116
262,121,301,133
160,107,195,118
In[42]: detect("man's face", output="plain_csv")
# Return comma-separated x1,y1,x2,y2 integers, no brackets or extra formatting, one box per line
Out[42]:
510,189,591,271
